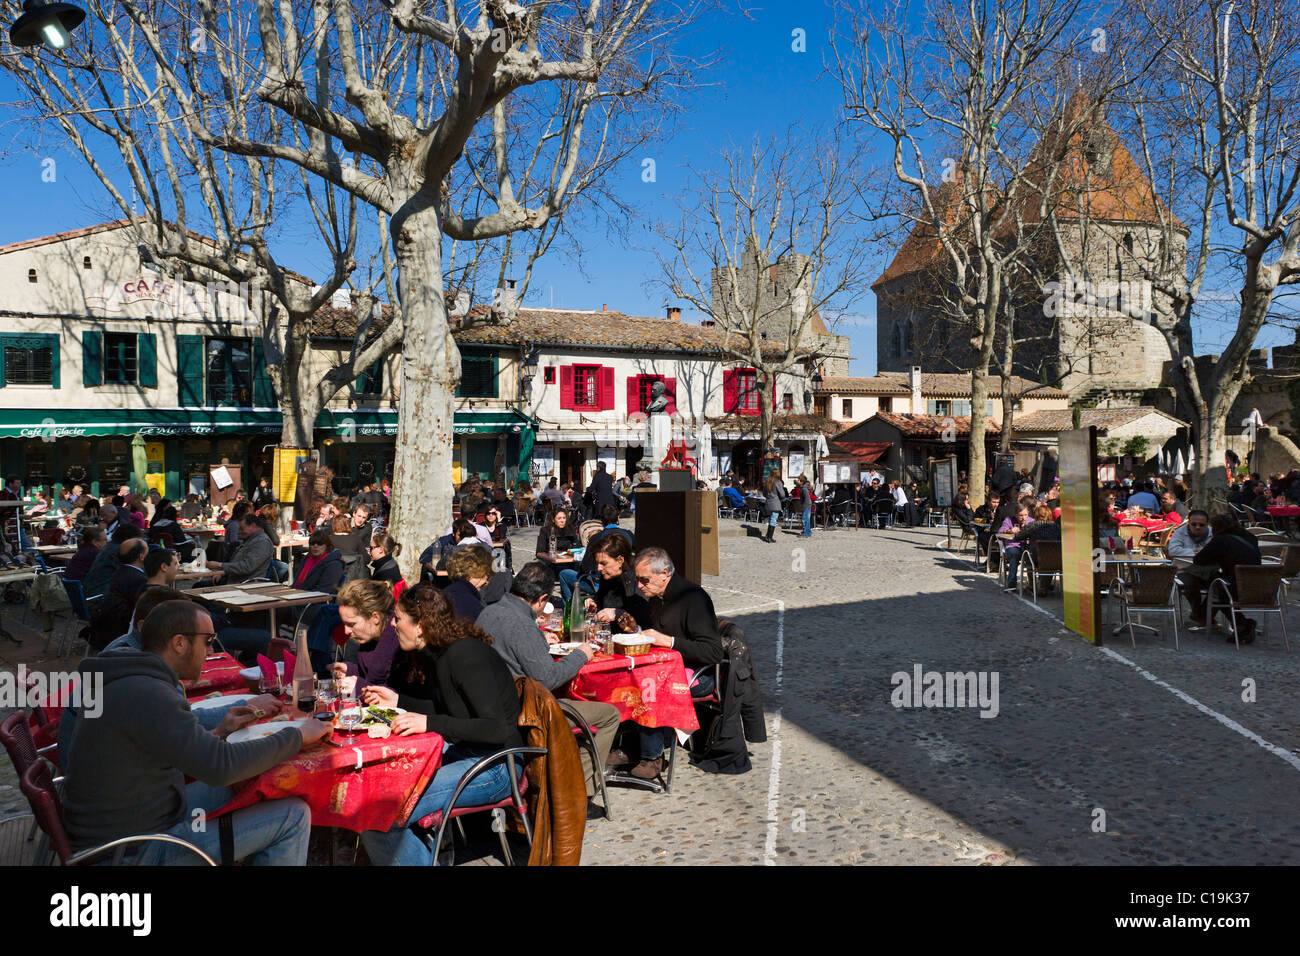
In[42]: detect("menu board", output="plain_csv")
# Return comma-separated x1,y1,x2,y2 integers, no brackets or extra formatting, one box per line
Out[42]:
532,442,555,478
930,455,957,507
819,461,860,484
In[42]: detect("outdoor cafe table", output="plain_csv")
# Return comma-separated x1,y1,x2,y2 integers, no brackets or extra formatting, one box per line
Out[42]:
187,582,332,641
183,652,249,699
564,648,700,733
208,699,447,833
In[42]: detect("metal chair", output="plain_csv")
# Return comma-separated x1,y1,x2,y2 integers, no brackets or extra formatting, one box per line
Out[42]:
1208,565,1290,651
1275,545,1300,605
411,747,546,866
19,760,216,866
926,505,947,528
872,499,894,529
1019,539,1063,603
56,578,93,659
557,699,612,821
1113,564,1181,649
946,512,976,556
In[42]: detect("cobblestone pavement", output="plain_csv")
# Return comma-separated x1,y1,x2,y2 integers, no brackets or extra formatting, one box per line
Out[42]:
7,521,1300,866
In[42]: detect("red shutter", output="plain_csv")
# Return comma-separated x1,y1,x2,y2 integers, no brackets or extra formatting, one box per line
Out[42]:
601,366,616,411
627,375,640,414
723,369,737,413
560,365,574,410
665,377,677,416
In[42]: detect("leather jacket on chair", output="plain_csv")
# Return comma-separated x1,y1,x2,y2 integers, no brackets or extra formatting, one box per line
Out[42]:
515,676,587,866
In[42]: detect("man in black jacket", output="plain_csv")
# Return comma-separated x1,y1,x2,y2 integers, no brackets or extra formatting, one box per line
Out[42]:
1178,515,1262,641
585,461,619,515
630,547,724,779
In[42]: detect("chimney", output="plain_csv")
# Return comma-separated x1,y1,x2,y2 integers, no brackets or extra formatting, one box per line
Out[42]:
666,306,681,321
602,303,607,311
909,365,922,412
330,287,351,309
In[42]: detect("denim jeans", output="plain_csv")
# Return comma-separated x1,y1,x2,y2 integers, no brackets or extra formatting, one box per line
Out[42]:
1003,544,1024,584
217,626,271,657
801,509,812,536
557,568,578,602
126,781,311,866
360,742,524,866
767,513,778,529
638,670,716,760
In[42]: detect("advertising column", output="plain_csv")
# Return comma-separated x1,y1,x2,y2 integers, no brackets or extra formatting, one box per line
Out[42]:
1059,427,1100,645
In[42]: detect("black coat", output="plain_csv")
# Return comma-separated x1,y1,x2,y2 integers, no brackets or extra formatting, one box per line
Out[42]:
298,549,345,594
593,567,651,628
369,554,403,587
585,470,619,512
692,619,766,775
649,574,724,667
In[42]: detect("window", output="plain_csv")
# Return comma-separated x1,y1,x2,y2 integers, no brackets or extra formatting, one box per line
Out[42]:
1,335,58,386
457,349,498,398
928,399,952,416
637,375,657,413
103,333,137,385
841,398,853,418
544,366,556,384
82,256,91,270
782,392,793,410
206,338,253,407
355,358,384,396
27,269,37,283
737,369,760,414
571,364,601,407
879,397,892,413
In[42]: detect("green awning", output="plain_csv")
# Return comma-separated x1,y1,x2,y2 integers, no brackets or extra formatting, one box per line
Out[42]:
316,408,537,437
0,407,283,439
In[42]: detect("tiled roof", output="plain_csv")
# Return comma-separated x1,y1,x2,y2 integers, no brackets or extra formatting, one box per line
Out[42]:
819,372,1065,399
706,413,834,437
832,440,892,464
847,413,1001,439
0,217,315,284
872,93,1183,289
1013,406,1185,433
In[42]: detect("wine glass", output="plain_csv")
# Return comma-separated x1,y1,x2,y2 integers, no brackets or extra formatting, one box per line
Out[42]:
338,689,361,734
316,679,338,716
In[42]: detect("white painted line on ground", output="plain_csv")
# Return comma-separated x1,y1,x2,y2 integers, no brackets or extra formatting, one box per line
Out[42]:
708,586,785,865
936,547,1300,775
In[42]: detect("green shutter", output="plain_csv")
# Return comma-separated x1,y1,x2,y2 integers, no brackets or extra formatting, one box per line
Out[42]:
48,334,59,389
489,351,499,398
177,335,205,406
137,333,157,388
82,331,103,386
0,339,5,387
252,338,273,407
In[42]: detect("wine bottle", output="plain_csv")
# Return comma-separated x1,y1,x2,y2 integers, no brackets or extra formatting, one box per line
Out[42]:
292,627,314,712
568,589,586,643
561,596,571,642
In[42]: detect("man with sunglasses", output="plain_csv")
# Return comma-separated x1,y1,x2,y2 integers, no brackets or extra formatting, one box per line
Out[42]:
625,548,724,780
63,600,332,864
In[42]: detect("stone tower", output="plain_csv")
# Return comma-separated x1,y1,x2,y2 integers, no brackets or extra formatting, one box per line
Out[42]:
710,237,852,376
872,93,1186,401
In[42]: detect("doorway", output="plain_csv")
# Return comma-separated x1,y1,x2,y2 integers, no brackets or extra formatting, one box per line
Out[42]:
560,447,586,488
731,441,761,487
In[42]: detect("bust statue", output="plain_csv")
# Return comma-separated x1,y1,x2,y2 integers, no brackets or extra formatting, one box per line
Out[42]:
646,380,669,414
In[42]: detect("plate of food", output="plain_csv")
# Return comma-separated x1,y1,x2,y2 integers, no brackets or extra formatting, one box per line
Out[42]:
338,705,406,727
549,642,584,657
226,716,309,743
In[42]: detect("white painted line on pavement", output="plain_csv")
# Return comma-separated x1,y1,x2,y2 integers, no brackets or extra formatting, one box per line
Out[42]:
937,550,1300,775
1097,646,1300,772
708,586,785,865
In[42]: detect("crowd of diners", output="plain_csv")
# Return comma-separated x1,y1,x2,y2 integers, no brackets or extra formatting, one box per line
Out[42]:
945,463,1288,644
37,468,728,866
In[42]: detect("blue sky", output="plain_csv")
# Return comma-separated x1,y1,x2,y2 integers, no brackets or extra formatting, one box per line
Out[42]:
0,1,1292,374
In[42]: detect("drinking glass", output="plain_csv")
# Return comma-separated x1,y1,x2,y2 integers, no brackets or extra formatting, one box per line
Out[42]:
316,679,339,716
338,690,361,734
258,674,281,697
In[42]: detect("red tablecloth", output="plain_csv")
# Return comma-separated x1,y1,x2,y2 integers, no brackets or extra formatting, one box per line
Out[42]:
1118,516,1173,533
212,727,445,832
564,648,700,732
183,653,249,700
1267,506,1300,517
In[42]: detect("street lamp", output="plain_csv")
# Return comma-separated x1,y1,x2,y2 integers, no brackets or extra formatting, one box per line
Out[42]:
9,0,84,50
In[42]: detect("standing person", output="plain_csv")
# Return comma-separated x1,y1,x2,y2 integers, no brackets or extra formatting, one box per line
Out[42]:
796,475,814,538
358,585,526,867
761,475,785,543
251,478,275,508
585,461,619,516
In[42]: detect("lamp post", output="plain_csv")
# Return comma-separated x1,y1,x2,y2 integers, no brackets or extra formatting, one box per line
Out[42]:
9,0,85,50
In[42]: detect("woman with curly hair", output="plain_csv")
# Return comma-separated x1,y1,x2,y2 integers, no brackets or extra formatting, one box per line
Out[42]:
360,584,523,866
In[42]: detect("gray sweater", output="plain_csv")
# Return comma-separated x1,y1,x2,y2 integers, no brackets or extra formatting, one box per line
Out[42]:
221,528,275,583
63,649,301,852
479,593,587,691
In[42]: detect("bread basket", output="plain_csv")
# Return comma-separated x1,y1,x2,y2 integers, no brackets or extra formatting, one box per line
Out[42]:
613,634,653,657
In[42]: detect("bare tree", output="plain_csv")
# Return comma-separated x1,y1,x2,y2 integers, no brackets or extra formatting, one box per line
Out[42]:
654,133,872,458
1119,0,1300,506
4,0,684,577
834,0,1149,505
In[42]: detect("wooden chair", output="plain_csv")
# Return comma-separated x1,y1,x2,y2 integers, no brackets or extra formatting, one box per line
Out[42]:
1145,526,1174,556
1117,523,1147,552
